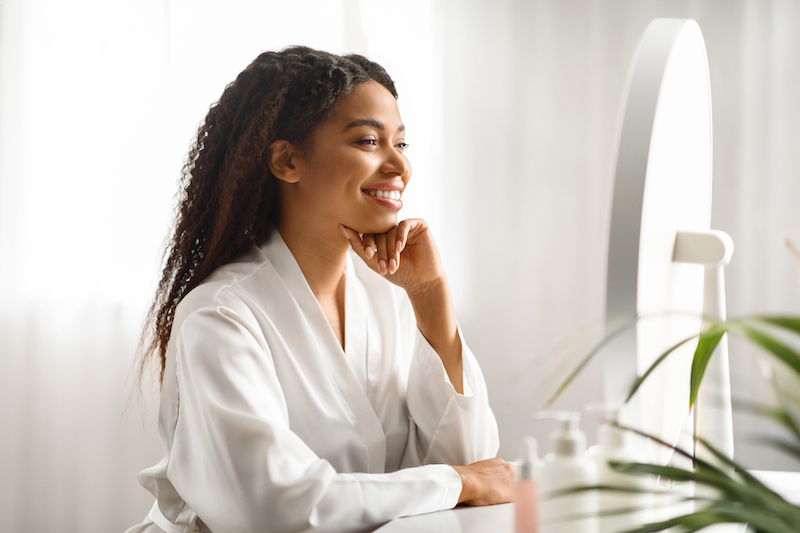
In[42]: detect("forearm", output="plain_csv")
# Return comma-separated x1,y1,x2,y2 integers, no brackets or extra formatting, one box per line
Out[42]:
407,278,463,394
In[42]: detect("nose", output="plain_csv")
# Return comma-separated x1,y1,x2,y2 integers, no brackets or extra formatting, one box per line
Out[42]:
380,146,411,179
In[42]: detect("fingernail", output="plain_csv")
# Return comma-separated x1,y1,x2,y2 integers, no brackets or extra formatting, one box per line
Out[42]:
395,240,402,253
365,247,374,259
389,258,397,273
379,260,387,275
339,224,349,240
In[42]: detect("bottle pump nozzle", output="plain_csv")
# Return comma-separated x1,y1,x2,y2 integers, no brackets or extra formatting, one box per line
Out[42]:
535,410,586,456
584,403,630,451
520,436,539,480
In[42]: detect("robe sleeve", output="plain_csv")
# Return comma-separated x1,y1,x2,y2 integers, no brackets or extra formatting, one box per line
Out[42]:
168,305,463,533
404,326,500,467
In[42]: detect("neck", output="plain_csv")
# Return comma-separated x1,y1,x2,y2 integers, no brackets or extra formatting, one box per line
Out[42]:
274,216,349,298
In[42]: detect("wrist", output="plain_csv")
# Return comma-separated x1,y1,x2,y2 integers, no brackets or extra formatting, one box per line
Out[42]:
406,277,458,347
450,465,474,505
404,276,448,304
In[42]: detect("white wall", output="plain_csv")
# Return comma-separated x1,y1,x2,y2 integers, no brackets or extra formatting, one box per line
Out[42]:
1,1,799,531
438,0,800,470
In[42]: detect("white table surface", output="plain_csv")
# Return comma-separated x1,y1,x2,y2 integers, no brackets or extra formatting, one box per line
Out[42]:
375,503,513,533
375,470,800,533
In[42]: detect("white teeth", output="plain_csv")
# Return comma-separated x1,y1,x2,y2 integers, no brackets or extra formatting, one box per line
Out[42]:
366,189,401,200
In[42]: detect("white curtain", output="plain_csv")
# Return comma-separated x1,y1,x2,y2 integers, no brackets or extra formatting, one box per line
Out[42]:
0,1,443,531
2,1,798,531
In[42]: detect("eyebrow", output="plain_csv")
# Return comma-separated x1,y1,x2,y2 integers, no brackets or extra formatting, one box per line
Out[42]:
344,119,405,132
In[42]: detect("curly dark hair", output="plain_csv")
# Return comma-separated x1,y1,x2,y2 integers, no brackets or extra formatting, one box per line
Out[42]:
136,46,397,384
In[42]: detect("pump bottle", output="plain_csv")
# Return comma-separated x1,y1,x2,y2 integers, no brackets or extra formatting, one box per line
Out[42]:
515,436,541,533
588,407,654,533
536,411,598,533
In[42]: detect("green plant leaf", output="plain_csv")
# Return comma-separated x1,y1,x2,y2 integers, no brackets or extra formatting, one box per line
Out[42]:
730,323,800,376
694,436,800,523
546,484,662,496
751,435,800,462
620,510,738,533
625,333,697,403
689,325,727,408
611,422,725,477
772,387,800,446
693,436,775,493
609,462,739,494
612,460,800,531
548,313,637,404
732,398,800,441
551,312,800,532
610,426,800,524
749,315,800,335
608,427,800,528
702,501,798,533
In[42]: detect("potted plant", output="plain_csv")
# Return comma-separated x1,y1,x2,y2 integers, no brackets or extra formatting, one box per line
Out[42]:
550,244,800,532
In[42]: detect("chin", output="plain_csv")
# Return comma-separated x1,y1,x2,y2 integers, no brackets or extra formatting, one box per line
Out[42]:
351,217,398,235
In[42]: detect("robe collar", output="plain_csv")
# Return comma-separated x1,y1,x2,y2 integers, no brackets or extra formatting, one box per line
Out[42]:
256,225,387,473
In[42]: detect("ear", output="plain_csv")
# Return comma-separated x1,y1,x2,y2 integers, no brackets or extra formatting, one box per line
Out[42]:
268,140,301,184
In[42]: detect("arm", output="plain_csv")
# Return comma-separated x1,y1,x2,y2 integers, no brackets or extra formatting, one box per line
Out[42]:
401,295,515,507
341,220,463,392
406,277,463,393
342,220,514,506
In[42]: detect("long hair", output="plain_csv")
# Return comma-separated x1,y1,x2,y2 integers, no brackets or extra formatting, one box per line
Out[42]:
135,46,397,386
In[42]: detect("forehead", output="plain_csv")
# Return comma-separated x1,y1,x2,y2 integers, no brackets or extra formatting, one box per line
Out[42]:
326,81,403,130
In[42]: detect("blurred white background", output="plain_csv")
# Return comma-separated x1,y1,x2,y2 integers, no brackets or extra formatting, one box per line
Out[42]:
1,1,798,531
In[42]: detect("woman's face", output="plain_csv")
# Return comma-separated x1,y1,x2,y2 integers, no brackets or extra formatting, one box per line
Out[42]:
289,80,411,235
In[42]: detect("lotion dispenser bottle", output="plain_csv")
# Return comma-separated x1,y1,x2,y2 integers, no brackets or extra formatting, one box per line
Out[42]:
536,411,598,533
515,436,541,533
588,407,654,533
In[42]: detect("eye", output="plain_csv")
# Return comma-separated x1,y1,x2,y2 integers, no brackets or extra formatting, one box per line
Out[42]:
395,142,409,152
356,138,378,147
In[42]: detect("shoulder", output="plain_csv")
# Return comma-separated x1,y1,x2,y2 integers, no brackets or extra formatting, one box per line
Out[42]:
172,243,275,344
169,285,276,378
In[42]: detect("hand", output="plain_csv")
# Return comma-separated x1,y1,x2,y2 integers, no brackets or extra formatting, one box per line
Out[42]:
451,458,516,506
341,218,465,392
339,219,445,295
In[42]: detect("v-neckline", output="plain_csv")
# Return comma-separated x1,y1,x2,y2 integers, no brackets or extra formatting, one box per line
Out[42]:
260,228,370,391
316,272,347,351
258,228,385,471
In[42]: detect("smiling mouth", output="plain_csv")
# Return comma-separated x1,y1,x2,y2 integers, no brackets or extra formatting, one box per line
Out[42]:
364,189,402,200
362,187,403,210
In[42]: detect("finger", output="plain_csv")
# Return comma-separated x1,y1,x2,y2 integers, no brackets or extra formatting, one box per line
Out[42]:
375,233,389,275
395,219,414,255
339,225,369,260
395,220,418,273
362,234,377,260
393,219,423,273
385,226,399,274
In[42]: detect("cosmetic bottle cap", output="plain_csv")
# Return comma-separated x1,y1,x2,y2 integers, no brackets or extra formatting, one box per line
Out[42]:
536,411,586,457
584,403,631,453
519,437,539,480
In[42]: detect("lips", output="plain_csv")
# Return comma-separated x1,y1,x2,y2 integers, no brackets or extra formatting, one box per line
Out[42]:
362,181,404,210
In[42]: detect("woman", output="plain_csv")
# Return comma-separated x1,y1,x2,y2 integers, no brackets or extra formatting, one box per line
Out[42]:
128,46,513,533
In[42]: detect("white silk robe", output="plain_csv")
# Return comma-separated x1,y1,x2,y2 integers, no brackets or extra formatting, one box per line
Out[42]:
126,228,499,533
